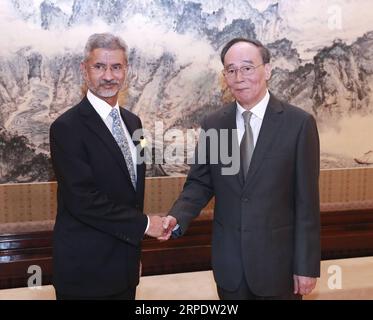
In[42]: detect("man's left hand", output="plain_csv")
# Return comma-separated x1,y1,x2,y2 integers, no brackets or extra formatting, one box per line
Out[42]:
293,275,317,296
157,215,177,241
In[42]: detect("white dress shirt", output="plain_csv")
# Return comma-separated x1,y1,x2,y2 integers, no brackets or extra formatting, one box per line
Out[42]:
172,91,271,237
236,90,270,147
87,90,150,233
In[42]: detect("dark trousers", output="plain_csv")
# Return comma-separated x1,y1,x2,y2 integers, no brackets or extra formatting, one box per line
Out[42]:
217,278,302,300
56,287,136,300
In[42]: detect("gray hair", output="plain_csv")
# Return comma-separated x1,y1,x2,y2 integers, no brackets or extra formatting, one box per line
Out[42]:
83,32,128,64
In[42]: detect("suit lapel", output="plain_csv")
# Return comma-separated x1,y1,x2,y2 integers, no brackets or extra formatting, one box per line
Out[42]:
119,107,137,142
78,98,133,185
242,94,284,192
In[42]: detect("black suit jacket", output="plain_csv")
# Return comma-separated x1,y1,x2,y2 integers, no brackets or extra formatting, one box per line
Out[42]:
169,94,321,297
50,97,147,297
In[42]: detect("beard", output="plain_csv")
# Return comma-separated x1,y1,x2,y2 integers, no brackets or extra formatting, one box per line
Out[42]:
87,79,125,98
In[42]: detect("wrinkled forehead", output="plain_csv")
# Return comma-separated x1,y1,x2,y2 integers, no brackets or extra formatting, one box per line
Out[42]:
87,48,127,65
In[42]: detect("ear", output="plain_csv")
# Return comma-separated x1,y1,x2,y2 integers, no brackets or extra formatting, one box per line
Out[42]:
264,63,272,81
80,62,88,80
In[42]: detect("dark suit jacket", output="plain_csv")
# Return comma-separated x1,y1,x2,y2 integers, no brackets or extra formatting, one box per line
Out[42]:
49,97,147,297
169,94,320,297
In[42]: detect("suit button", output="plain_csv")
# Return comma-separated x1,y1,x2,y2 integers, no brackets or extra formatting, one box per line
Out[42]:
242,198,249,202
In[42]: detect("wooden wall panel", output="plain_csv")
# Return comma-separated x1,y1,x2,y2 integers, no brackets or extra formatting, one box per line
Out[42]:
1,168,373,289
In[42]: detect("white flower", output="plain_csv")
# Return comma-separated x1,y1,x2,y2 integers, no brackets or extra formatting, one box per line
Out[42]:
140,138,147,148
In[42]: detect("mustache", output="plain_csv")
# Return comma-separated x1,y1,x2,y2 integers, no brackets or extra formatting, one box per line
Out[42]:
99,80,120,85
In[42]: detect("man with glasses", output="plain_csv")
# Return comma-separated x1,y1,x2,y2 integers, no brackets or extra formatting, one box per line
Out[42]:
50,33,167,300
164,38,321,300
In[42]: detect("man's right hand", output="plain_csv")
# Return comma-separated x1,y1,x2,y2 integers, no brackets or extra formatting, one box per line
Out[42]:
145,215,166,238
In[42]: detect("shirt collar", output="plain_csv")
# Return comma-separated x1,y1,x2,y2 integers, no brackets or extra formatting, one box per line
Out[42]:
87,90,119,120
236,90,270,120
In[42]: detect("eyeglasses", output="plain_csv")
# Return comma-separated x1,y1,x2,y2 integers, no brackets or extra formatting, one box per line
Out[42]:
88,63,126,75
223,64,264,79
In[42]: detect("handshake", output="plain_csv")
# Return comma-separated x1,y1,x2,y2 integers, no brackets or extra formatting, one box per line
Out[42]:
145,215,178,241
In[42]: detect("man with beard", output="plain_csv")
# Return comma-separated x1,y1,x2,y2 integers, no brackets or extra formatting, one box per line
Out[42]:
50,33,166,300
